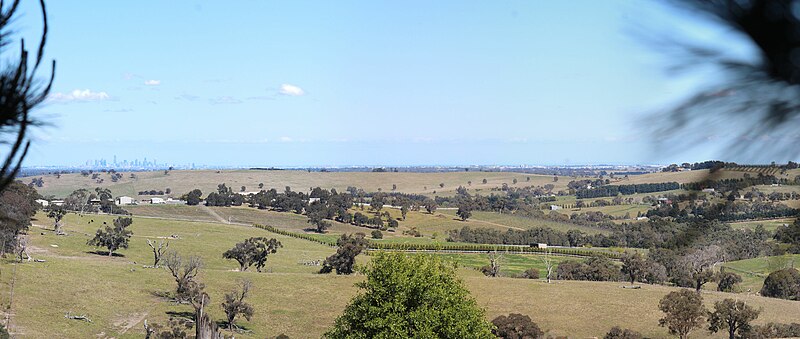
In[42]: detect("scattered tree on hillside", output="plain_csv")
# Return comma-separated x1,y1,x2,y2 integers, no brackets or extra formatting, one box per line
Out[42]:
258,183,264,189
47,206,66,235
604,327,643,339
64,189,90,214
491,313,544,339
221,279,254,331
621,252,647,286
708,298,761,339
146,239,169,267
0,182,39,257
716,270,742,293
370,229,382,239
439,183,445,188
512,178,518,185
482,178,487,184
87,217,133,256
400,203,409,220
325,252,494,338
163,251,203,301
658,289,707,339
320,233,368,275
683,245,722,291
223,237,282,272
0,0,55,193
541,250,555,283
456,200,473,221
423,198,438,214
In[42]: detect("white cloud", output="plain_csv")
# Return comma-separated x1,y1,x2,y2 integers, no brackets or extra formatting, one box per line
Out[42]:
49,89,111,103
144,80,161,86
279,136,293,142
279,84,305,96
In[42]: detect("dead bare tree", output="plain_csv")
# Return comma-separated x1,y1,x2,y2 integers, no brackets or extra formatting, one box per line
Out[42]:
162,251,202,301
221,279,254,331
14,235,29,262
146,239,169,267
541,249,554,283
0,0,55,193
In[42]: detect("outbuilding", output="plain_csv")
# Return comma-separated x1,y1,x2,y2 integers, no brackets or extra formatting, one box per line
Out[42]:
115,196,134,205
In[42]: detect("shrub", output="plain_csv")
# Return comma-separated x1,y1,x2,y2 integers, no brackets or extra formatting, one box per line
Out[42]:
604,326,642,339
491,313,544,339
716,271,742,292
370,229,383,239
521,268,539,279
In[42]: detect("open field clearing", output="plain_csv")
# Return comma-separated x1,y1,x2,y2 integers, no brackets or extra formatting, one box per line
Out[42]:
436,209,609,235
557,204,652,219
729,218,795,232
721,254,800,292
29,170,571,199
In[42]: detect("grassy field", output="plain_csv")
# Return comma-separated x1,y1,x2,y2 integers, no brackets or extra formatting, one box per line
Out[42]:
29,170,572,199
5,212,799,338
436,209,609,235
729,218,794,232
721,254,800,293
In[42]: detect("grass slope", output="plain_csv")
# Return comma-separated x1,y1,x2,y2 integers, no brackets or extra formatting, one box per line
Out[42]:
6,212,799,338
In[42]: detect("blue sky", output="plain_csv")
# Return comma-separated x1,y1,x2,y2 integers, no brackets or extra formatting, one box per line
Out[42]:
7,0,771,167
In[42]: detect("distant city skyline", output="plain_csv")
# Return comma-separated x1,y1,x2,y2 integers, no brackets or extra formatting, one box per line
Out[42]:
6,1,794,167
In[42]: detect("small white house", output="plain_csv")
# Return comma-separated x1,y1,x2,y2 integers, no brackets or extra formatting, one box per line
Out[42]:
50,200,64,206
115,196,134,205
702,188,715,193
549,205,561,211
536,243,548,249
150,197,166,204
35,199,49,207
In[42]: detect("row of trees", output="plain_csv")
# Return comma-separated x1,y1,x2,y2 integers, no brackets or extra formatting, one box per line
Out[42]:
576,182,681,199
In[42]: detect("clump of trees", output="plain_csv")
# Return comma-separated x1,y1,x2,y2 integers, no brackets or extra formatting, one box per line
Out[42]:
708,298,760,339
0,181,39,259
320,233,368,275
325,252,494,338
87,217,133,256
223,237,282,272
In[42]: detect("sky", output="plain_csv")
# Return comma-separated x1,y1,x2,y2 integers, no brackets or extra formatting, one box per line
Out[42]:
4,0,777,167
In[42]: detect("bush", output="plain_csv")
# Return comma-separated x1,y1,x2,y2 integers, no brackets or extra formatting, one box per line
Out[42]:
370,229,383,239
760,268,800,300
521,268,539,279
604,326,642,339
491,313,544,339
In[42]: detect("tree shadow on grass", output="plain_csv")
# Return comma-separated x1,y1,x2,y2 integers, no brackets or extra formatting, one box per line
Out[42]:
215,320,253,334
85,250,125,257
166,311,195,321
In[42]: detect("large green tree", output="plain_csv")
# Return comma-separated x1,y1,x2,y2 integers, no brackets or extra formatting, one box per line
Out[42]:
325,252,494,338
658,289,707,339
707,298,760,339
87,217,133,256
222,237,282,272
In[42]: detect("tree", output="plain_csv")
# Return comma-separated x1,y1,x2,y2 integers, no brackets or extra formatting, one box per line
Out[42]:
162,251,203,300
481,252,501,277
320,233,368,275
492,313,544,339
708,298,761,339
482,178,488,184
621,251,647,285
0,0,55,193
325,252,494,338
658,289,707,339
683,245,722,291
456,200,473,221
541,250,555,283
370,229,382,239
400,204,409,220
87,217,133,256
716,270,742,293
760,268,800,300
185,189,202,206
0,181,38,256
146,239,169,267
604,327,642,339
223,237,282,272
47,206,66,235
423,198,438,214
221,279,254,331
64,189,90,214
439,182,445,188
